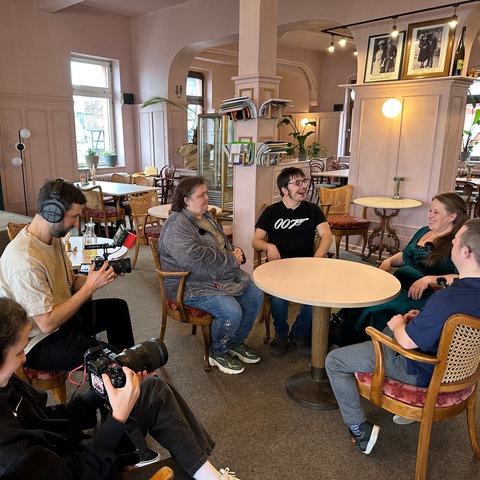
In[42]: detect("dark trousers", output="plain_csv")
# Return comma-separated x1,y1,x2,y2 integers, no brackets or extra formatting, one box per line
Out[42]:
26,298,135,371
125,376,215,478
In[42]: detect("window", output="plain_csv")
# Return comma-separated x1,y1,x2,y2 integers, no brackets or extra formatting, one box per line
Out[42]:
463,82,480,160
71,56,115,166
186,71,204,142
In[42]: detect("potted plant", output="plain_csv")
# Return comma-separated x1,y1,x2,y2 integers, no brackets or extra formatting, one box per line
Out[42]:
277,115,317,161
102,150,118,167
461,91,480,162
306,141,328,159
85,148,99,168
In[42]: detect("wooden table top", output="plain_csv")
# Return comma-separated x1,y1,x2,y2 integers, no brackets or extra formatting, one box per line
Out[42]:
312,169,349,178
252,257,400,309
76,181,158,196
354,196,422,210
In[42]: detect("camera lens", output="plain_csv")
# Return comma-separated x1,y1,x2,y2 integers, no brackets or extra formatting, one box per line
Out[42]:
116,338,168,373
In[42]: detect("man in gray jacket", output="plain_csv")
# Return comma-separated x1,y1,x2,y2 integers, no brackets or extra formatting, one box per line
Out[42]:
158,176,263,375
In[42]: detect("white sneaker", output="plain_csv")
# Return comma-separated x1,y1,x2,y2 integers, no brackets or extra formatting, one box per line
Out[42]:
393,414,415,425
220,467,241,479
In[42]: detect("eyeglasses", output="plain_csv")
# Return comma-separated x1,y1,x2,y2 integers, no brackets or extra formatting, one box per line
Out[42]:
288,179,307,187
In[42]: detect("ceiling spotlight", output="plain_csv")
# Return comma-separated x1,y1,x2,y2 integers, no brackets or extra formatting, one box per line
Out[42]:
391,17,399,38
353,49,358,56
450,5,458,28
328,35,335,53
339,31,347,47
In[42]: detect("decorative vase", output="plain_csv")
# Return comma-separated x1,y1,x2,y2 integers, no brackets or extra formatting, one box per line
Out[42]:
298,150,307,162
459,151,471,162
85,155,99,169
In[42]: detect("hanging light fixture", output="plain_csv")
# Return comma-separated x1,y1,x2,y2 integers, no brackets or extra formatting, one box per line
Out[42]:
328,35,335,53
353,49,358,56
391,17,399,38
339,30,347,47
11,128,31,215
450,4,459,27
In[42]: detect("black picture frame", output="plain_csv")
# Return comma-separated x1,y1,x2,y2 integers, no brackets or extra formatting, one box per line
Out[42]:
364,32,405,83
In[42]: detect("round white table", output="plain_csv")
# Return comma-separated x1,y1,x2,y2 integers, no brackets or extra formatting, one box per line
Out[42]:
253,257,400,410
353,196,422,260
148,204,222,220
65,236,128,269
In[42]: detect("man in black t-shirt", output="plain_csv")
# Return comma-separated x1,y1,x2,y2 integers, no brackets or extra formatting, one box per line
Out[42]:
252,167,333,356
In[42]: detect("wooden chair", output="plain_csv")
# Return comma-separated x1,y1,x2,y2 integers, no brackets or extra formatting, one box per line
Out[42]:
307,159,325,201
7,222,68,404
133,175,156,187
355,314,480,480
82,185,125,238
111,173,132,184
317,184,370,258
128,191,162,268
457,181,479,217
6,222,29,241
157,164,176,204
15,365,68,404
149,238,213,371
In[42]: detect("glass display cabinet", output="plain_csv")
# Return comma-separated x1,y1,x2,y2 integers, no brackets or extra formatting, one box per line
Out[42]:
197,114,234,209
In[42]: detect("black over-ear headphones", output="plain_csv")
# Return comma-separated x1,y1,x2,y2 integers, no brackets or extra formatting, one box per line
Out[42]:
40,178,66,223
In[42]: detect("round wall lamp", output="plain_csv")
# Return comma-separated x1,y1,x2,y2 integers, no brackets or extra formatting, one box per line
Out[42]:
11,128,31,215
382,98,402,118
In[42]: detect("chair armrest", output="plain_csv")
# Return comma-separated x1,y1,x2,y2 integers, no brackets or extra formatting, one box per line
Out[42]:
365,326,439,365
318,203,331,216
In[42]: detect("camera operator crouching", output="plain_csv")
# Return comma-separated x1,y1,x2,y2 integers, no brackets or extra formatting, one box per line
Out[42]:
0,178,136,371
0,298,242,480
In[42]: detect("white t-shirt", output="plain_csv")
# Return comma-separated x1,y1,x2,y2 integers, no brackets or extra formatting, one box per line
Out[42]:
0,227,74,353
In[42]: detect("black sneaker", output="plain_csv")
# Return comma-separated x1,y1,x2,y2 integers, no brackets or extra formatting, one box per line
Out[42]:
350,421,380,455
288,333,311,356
269,336,288,356
135,448,162,467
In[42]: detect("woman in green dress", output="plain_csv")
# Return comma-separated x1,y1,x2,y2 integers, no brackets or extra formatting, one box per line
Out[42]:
331,192,468,346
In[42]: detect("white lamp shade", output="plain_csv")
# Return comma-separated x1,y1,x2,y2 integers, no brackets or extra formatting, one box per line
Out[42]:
11,156,23,166
382,98,402,118
19,128,31,139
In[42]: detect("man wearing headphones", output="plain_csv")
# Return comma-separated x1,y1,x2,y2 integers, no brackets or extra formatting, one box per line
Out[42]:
0,178,135,371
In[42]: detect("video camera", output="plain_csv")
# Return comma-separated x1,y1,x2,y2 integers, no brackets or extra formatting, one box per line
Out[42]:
85,338,168,400
80,224,135,274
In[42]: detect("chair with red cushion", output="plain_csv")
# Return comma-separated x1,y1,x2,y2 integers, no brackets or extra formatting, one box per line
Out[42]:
82,185,125,238
354,314,480,480
15,366,68,404
317,184,370,258
149,238,213,371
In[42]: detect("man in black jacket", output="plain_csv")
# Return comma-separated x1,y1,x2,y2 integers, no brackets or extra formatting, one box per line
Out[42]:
0,297,239,480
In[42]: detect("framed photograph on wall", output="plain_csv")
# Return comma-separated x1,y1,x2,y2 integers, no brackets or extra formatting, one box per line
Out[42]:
402,18,455,79
364,32,405,83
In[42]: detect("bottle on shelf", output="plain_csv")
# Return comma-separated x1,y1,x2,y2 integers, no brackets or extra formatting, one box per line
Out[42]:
452,26,466,76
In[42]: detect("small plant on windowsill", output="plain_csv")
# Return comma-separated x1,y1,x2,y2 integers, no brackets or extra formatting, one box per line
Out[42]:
102,150,118,167
85,148,99,168
277,115,317,161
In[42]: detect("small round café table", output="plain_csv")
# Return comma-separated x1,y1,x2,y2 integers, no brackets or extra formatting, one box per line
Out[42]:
148,204,222,221
253,257,400,410
353,196,422,261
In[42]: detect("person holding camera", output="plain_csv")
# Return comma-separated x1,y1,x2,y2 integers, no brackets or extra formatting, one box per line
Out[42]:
159,176,263,375
0,178,135,372
0,297,241,480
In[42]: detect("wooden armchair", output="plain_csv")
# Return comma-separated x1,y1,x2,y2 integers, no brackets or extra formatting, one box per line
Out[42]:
317,184,370,258
6,222,29,240
128,191,162,269
149,238,213,371
355,314,480,480
82,185,125,237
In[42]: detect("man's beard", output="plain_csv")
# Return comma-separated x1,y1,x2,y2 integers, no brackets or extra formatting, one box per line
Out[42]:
51,224,70,238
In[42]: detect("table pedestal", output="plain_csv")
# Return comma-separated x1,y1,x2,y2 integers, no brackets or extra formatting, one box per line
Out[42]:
363,208,401,261
285,306,338,410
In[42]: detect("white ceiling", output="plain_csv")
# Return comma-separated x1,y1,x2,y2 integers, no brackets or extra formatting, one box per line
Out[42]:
38,0,354,52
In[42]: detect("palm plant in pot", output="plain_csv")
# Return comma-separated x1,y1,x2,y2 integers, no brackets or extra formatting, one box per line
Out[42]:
277,115,317,161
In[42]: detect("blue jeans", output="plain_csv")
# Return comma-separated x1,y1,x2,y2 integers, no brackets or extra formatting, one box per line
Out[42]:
325,333,418,425
185,281,263,356
269,295,312,339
